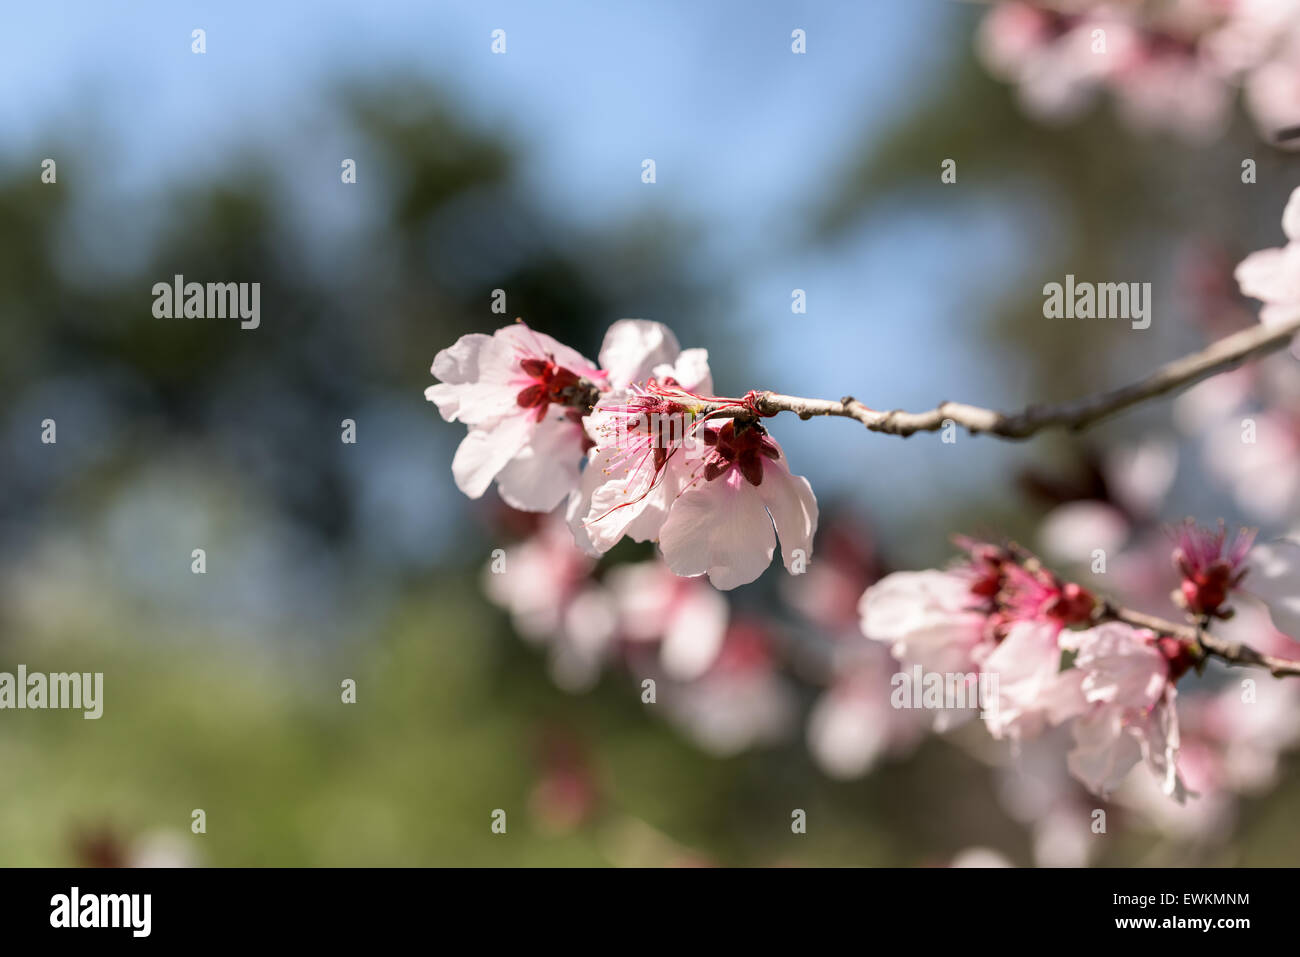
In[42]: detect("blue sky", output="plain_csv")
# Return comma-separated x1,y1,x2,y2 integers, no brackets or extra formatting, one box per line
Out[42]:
3,0,1045,562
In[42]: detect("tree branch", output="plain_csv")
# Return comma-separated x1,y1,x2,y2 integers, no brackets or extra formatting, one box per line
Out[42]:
698,315,1300,439
1097,601,1300,678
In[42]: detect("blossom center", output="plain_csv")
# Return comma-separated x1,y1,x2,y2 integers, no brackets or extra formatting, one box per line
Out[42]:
702,419,780,487
516,357,583,420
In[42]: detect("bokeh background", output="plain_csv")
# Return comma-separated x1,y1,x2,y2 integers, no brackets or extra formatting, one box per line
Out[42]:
2,0,1299,866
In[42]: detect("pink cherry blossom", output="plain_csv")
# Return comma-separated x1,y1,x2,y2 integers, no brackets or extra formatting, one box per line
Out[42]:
1212,597,1300,664
1168,519,1256,618
975,2,1237,140
993,729,1098,867
655,418,819,590
1058,622,1190,800
1195,675,1300,793
858,568,994,675
976,1,1300,144
1110,33,1233,143
661,621,796,756
427,319,684,511
991,554,1096,631
1246,538,1300,638
595,318,685,393
1201,408,1300,522
981,619,1087,742
780,517,882,635
967,552,1096,741
807,647,929,779
1205,0,1300,77
1114,732,1234,837
1171,349,1300,525
976,4,1135,124
781,520,928,776
976,1,1057,80
603,558,728,681
1235,185,1300,330
949,847,1013,868
481,513,617,691
1117,677,1300,837
1104,437,1180,518
1038,500,1132,565
427,323,601,509
569,349,714,555
1240,14,1300,146
861,543,1099,739
482,512,593,639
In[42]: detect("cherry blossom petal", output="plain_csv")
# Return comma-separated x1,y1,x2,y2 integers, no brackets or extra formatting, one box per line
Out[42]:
1038,501,1130,565
658,471,776,590
1103,438,1178,518
1284,184,1300,241
1133,687,1189,801
1235,245,1300,319
1249,540,1300,638
426,333,519,427
572,347,715,553
495,416,589,512
425,332,492,421
450,415,533,499
506,324,601,382
1067,707,1142,797
1246,56,1300,152
550,587,618,692
1062,623,1189,800
1235,187,1300,330
807,685,894,780
597,319,681,391
982,620,1083,741
755,458,818,576
580,446,689,552
661,584,729,681
1070,622,1167,709
653,347,713,394
858,570,988,674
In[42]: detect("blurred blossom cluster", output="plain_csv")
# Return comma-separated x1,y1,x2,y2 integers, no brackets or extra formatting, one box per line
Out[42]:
484,494,1300,864
484,508,794,757
977,0,1300,144
437,176,1300,866
863,532,1299,798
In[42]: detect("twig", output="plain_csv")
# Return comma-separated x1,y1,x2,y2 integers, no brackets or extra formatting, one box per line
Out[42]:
1097,601,1300,678
696,315,1300,439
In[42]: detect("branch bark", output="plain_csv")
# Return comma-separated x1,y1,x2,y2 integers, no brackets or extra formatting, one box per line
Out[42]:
698,315,1300,439
1097,601,1300,678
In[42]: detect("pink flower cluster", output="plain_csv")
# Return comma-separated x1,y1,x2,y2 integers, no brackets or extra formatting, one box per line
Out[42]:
428,319,818,590
482,508,924,770
860,531,1300,801
430,185,1300,826
977,1,1300,144
483,510,796,754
